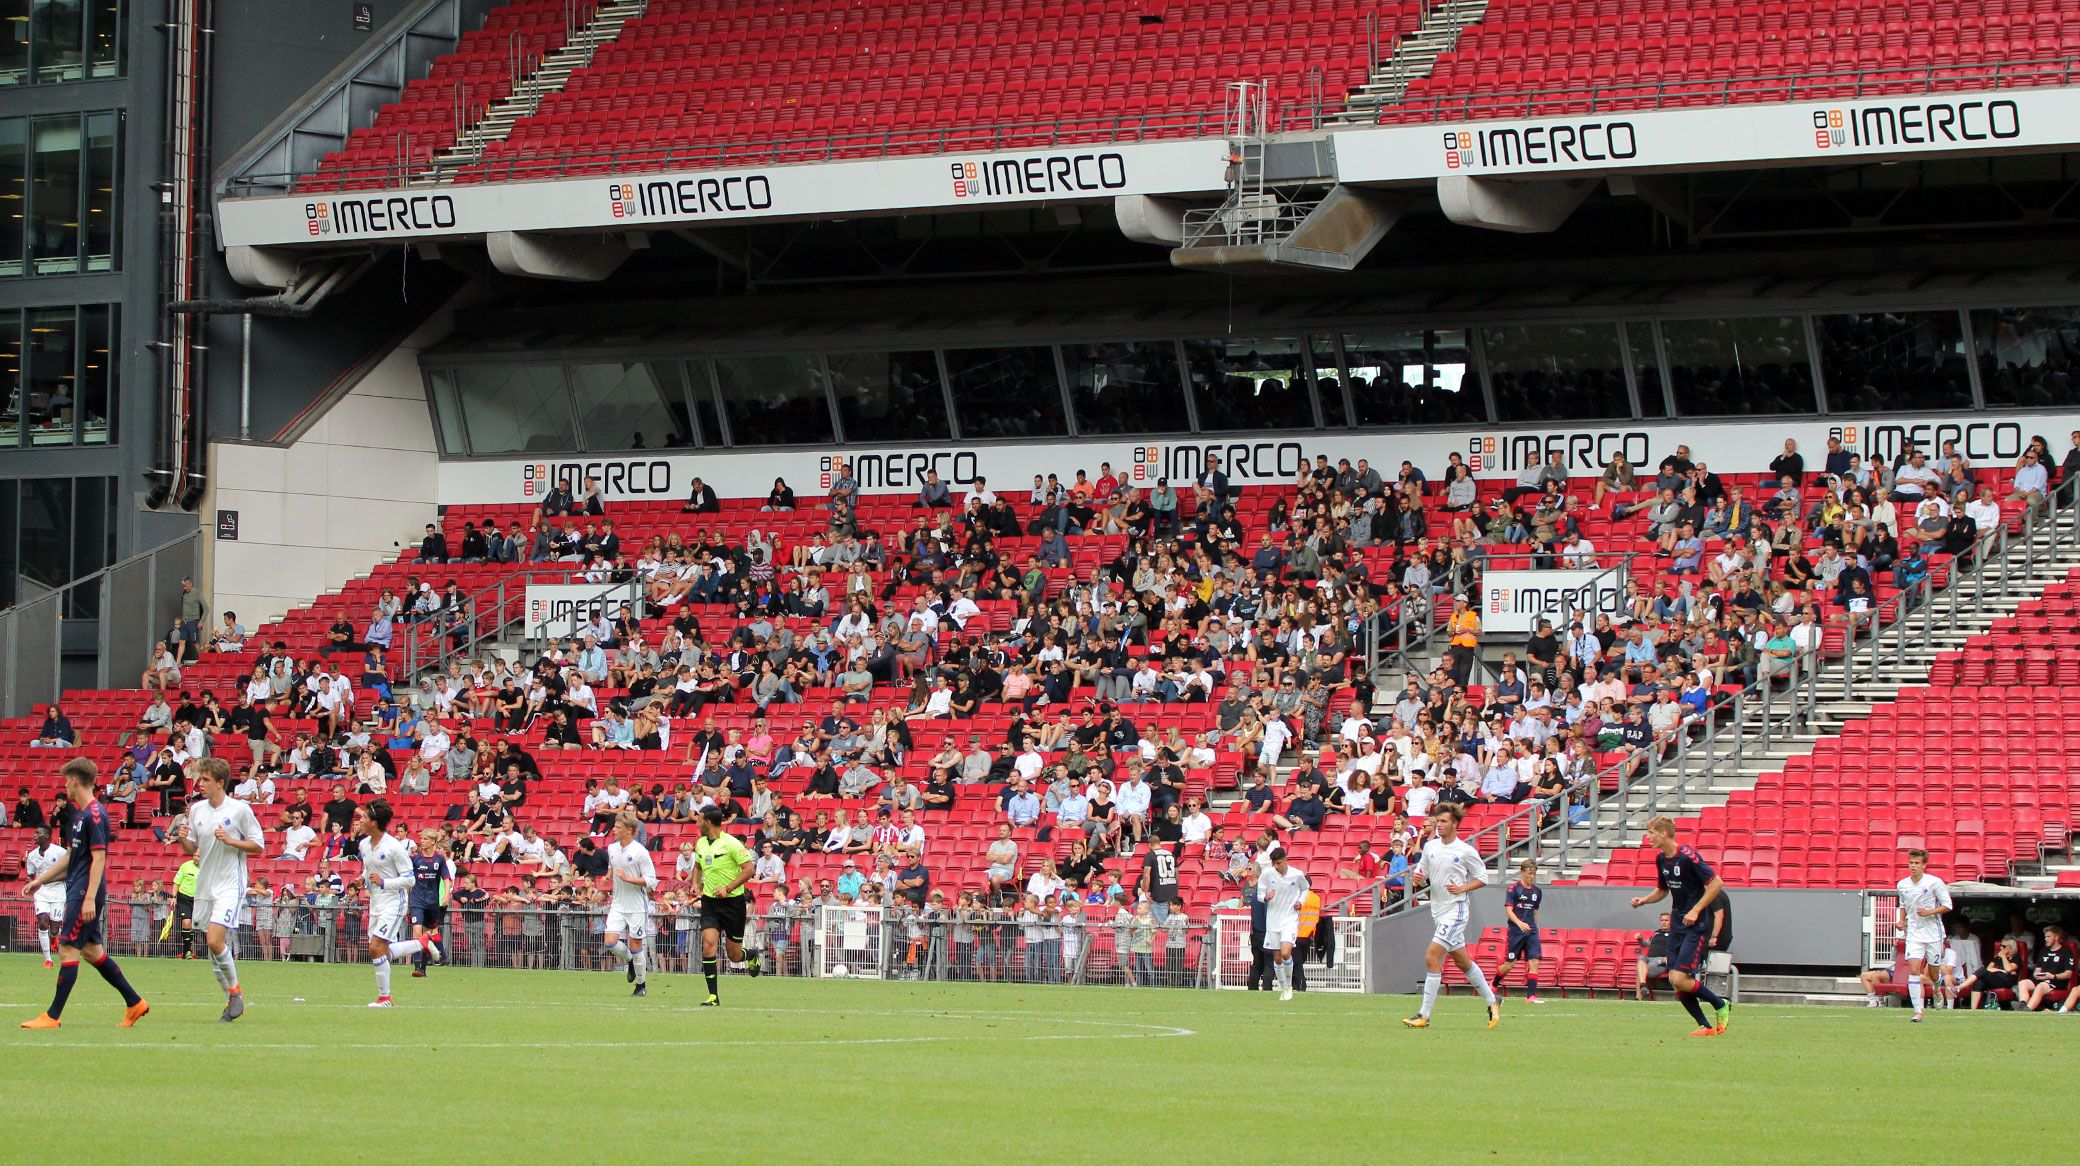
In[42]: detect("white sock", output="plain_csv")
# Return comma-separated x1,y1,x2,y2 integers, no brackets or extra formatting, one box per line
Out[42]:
1909,978,1924,1012
37,929,50,959
633,948,647,985
373,956,392,997
1866,992,1880,1004
1420,972,1442,1018
607,941,632,961
211,947,240,993
1275,958,1291,991
389,939,424,962
1467,962,1498,1006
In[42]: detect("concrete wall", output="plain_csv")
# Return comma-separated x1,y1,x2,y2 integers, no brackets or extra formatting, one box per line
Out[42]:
1365,884,1868,993
200,304,454,626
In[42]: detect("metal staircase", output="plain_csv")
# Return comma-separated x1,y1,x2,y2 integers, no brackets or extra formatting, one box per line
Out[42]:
1178,82,1311,250
1517,498,2080,880
426,0,650,174
1331,0,1489,124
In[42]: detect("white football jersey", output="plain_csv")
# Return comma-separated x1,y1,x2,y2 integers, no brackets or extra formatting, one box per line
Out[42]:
1420,837,1486,920
359,833,415,912
24,843,64,883
607,840,658,912
1256,864,1310,925
1895,874,1952,944
188,797,264,900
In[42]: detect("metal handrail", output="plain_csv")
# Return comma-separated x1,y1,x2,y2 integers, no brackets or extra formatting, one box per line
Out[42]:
397,565,582,679
523,574,636,643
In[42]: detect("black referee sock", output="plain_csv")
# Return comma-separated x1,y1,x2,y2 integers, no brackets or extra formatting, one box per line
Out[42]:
702,957,719,996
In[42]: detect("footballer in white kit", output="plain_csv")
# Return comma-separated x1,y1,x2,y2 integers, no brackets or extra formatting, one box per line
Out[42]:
24,828,66,963
354,799,434,1006
181,760,267,1020
1893,848,1952,1020
604,811,660,995
1403,805,1501,1029
1254,847,1310,1000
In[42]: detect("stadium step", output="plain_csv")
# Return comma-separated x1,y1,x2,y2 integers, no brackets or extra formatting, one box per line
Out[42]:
428,0,652,172
1739,973,1869,1006
1333,0,1491,121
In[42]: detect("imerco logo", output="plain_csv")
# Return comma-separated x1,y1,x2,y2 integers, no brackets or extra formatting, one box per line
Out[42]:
1467,430,1650,473
606,175,774,220
521,459,673,499
1829,421,2025,465
1487,582,1624,620
950,152,1129,199
819,452,979,491
1443,121,1637,170
1811,99,2021,150
1143,441,1305,485
304,194,458,237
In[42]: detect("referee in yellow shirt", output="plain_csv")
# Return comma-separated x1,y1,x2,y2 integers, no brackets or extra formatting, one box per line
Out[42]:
695,807,757,1005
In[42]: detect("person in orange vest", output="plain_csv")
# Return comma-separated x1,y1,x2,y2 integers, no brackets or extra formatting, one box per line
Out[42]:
1444,596,1481,685
1291,888,1323,992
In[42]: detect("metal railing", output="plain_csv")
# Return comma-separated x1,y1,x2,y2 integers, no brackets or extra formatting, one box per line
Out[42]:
397,566,581,679
0,531,202,718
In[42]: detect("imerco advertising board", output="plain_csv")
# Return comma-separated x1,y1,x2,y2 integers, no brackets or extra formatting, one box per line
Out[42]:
438,410,2077,506
1334,85,2080,182
524,582,638,640
216,138,1227,248
1481,568,1625,634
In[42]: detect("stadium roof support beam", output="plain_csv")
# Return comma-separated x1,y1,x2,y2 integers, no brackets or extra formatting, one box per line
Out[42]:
1436,175,1595,233
485,231,633,282
1167,185,1406,273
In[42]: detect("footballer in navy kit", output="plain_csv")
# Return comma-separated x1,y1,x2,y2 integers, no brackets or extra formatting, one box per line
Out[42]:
1631,817,1731,1036
1495,859,1546,1003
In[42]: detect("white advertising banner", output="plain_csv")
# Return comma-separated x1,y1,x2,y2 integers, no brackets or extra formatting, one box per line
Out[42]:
523,581,637,640
1332,86,2080,183
1481,568,1625,635
216,137,1228,248
440,410,2074,507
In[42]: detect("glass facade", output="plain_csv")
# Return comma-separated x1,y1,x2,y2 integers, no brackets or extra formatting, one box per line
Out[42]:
1973,306,2080,409
0,474,114,612
0,1,123,85
0,110,118,277
0,302,111,446
420,300,2080,456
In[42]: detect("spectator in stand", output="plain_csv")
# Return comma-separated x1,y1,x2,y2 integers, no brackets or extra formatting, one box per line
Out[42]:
1955,936,2022,1010
2010,447,2049,510
2016,924,2076,1011
418,522,449,564
917,470,954,509
1592,452,1636,508
680,476,721,513
30,704,75,748
1768,438,1805,487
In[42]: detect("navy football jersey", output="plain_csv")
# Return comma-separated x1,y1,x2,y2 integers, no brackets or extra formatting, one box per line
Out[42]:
1504,882,1542,935
64,800,110,904
1655,844,1718,930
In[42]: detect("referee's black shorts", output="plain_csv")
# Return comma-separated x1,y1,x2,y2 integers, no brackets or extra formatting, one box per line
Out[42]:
700,894,748,942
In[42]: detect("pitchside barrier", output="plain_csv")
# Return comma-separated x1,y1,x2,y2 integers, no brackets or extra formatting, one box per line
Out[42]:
810,902,1220,987
1209,913,1370,993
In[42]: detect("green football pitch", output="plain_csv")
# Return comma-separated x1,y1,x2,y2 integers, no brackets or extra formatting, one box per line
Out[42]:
0,956,2067,1162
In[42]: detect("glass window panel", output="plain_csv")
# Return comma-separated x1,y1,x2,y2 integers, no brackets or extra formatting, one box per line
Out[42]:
944,345,1065,438
1624,323,1668,418
686,359,721,447
30,0,80,81
0,117,22,273
29,114,79,271
24,304,73,444
1482,322,1631,422
426,369,466,454
0,3,27,85
0,479,15,608
76,301,106,443
1342,328,1481,427
571,359,688,452
1181,335,1317,432
453,364,576,454
828,349,949,443
1308,334,1347,428
713,353,832,446
87,0,115,77
1973,306,2080,410
1662,316,1817,416
16,476,65,588
1062,340,1184,436
66,474,107,617
82,109,112,268
1814,311,1970,414
0,310,18,447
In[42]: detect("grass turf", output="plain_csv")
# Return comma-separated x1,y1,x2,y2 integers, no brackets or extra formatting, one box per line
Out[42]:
1,954,2069,1162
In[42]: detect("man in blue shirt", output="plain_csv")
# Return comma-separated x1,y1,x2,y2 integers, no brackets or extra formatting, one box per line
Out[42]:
1001,777,1040,828
1495,859,1545,1003
21,758,148,1029
1631,817,1730,1035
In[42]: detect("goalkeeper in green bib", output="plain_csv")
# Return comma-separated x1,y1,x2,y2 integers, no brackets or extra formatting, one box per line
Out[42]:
695,806,758,1005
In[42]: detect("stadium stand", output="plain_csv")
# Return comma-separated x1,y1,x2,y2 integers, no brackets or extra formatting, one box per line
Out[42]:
307,0,1407,189
1381,0,2080,123
0,428,2066,964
